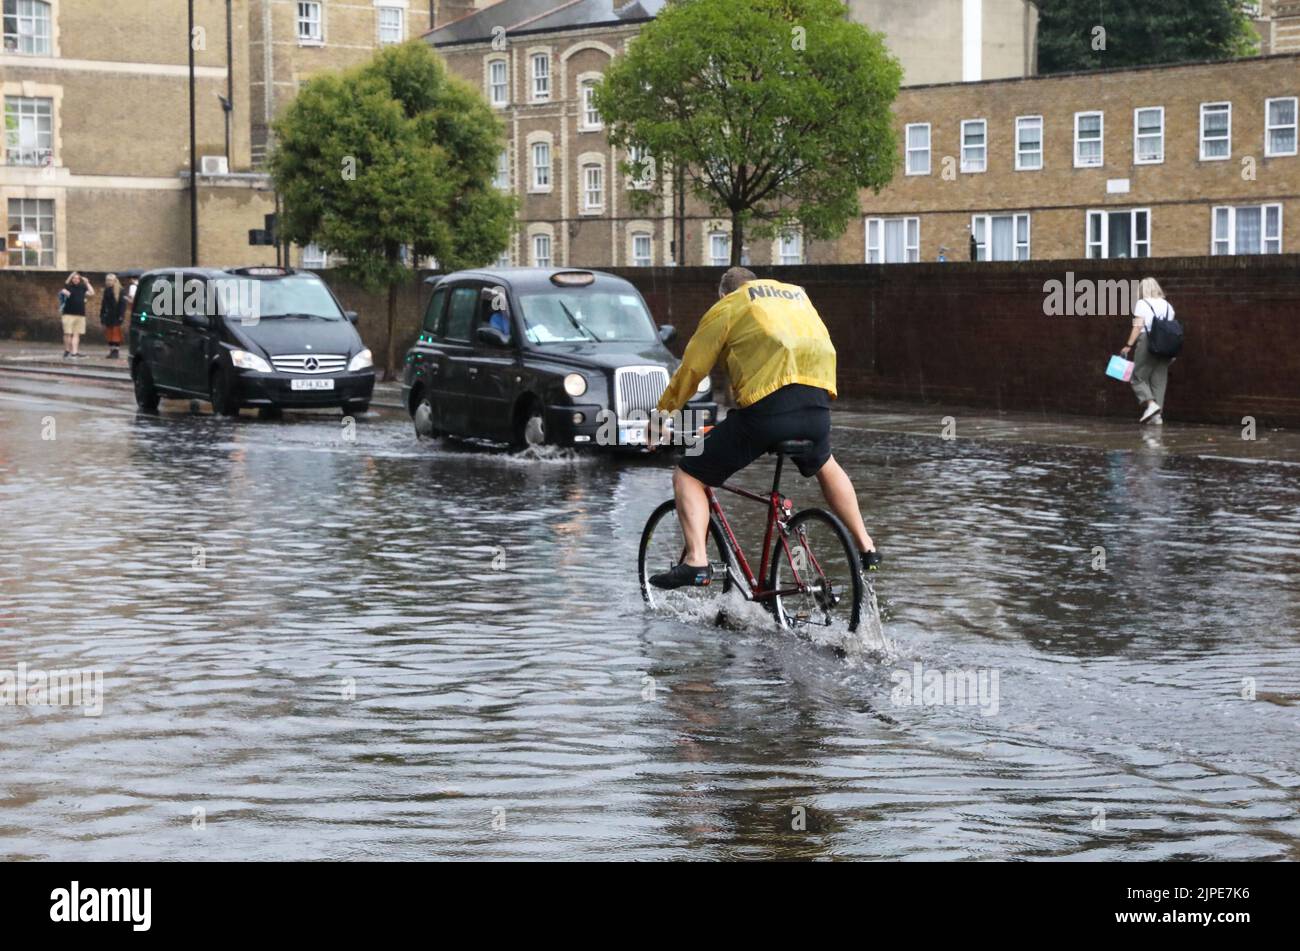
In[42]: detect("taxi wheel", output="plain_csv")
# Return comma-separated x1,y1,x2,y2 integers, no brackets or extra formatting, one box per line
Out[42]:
132,360,160,413
513,403,546,449
412,394,439,439
210,366,241,418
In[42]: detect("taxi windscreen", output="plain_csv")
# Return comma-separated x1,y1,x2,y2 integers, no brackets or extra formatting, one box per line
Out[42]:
518,290,657,344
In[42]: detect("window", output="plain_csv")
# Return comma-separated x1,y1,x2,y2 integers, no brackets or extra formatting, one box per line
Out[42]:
301,244,328,269
778,230,803,265
971,214,1030,261
495,250,511,268
1265,97,1297,157
376,5,403,45
581,80,601,129
6,196,54,267
865,217,919,264
3,0,52,55
960,119,986,173
1212,204,1282,255
531,53,550,101
582,163,603,211
531,233,552,267
1200,102,1231,160
493,148,509,190
1074,111,1103,167
444,286,478,341
4,96,52,166
631,232,652,267
905,123,930,175
709,232,730,266
296,2,323,43
422,287,447,335
488,59,508,106
1086,209,1150,259
530,141,550,190
1015,115,1042,170
627,145,652,189
1133,107,1164,164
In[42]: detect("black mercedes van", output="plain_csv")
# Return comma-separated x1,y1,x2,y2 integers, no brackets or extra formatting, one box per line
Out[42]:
128,267,375,416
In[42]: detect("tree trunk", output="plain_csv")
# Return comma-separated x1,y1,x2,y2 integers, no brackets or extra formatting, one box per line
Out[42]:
730,209,744,266
385,280,398,382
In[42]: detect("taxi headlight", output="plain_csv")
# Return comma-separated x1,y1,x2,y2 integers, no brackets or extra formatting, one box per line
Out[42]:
348,349,373,372
564,373,587,397
696,375,712,395
229,349,272,373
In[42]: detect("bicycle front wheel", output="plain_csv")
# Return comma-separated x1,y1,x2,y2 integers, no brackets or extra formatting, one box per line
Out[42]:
639,499,735,620
769,508,863,635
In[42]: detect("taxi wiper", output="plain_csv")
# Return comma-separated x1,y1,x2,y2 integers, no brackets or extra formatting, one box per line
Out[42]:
556,300,597,341
257,312,332,320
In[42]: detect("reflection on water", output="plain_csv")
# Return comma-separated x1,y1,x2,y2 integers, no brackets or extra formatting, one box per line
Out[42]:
0,393,1297,860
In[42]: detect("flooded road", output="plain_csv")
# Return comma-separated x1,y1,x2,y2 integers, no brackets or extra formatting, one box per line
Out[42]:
1,374,1298,860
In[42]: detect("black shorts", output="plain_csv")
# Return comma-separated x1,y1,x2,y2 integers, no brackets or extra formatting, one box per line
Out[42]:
679,384,832,487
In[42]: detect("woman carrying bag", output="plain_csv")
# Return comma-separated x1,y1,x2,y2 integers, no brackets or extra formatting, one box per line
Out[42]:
1120,277,1178,426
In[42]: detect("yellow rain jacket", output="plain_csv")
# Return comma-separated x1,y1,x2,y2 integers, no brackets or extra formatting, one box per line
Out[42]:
657,279,837,414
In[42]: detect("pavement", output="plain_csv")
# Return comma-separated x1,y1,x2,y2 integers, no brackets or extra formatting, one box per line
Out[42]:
3,337,1298,465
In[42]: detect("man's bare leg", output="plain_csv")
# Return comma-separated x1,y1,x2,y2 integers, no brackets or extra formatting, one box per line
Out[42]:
815,456,875,554
673,465,712,566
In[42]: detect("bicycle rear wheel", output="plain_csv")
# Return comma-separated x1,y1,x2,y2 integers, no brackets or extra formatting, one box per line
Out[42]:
768,508,863,635
639,499,735,620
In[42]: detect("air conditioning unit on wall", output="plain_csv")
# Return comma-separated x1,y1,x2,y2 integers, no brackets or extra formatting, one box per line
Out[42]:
200,155,229,175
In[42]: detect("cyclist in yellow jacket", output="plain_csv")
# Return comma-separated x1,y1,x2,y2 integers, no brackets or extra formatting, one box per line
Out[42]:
650,266,880,590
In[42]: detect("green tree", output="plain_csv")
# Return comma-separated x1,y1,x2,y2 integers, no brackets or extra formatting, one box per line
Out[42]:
1036,0,1259,74
270,41,515,379
593,0,902,266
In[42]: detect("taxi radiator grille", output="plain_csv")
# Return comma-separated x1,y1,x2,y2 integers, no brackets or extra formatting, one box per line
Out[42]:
614,366,670,418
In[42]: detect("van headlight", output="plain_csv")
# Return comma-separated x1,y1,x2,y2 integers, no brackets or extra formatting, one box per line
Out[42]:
696,375,712,395
348,349,373,372
229,349,272,373
564,373,587,397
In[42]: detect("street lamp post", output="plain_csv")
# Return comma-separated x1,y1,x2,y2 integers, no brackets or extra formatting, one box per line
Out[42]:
188,0,199,266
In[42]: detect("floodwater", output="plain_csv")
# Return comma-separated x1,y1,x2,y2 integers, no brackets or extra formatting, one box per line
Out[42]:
1,375,1298,860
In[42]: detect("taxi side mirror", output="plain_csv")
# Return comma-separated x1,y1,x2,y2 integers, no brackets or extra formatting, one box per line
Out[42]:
658,324,676,344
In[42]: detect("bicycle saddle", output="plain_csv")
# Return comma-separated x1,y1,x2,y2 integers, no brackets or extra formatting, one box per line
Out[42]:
769,439,815,456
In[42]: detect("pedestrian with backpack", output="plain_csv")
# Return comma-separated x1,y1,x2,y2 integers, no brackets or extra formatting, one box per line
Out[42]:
1120,277,1182,425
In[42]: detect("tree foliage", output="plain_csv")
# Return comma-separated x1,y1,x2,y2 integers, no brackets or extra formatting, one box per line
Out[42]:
1036,0,1260,74
270,41,515,376
593,0,902,265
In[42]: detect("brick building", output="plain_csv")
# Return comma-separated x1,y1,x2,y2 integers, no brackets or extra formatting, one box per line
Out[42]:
2,0,431,272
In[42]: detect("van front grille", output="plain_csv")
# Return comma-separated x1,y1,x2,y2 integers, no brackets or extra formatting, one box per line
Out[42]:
270,353,348,374
614,366,670,419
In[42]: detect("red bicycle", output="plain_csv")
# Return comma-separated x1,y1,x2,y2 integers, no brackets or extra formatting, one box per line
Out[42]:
638,439,865,634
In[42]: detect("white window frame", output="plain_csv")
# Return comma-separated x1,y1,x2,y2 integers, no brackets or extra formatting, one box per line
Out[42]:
631,232,652,267
3,95,53,166
708,231,730,267
6,195,55,267
492,148,509,190
905,122,930,176
1014,115,1042,171
777,230,804,265
530,140,551,192
864,217,920,264
530,52,550,102
1133,106,1164,165
1200,102,1231,161
1265,96,1298,158
531,233,552,268
296,1,324,45
487,58,509,107
626,145,653,189
580,80,601,130
581,162,603,213
495,249,512,268
375,5,404,45
960,118,987,173
301,244,328,269
1074,111,1104,168
3,0,52,55
1085,208,1152,259
1211,203,1283,255
970,213,1031,261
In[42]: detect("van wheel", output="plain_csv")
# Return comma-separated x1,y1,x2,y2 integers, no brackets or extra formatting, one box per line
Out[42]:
258,405,283,420
412,392,439,439
512,401,546,449
210,366,241,417
345,402,369,416
132,360,160,412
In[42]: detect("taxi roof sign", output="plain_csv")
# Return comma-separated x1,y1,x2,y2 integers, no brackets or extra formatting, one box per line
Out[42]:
550,270,595,287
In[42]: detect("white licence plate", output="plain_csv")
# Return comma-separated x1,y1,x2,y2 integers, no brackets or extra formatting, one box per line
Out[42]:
619,425,647,445
291,378,335,391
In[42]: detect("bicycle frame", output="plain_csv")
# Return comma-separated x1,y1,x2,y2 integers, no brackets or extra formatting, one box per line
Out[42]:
706,452,818,602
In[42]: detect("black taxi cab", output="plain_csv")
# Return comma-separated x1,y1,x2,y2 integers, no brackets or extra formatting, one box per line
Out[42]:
402,268,717,448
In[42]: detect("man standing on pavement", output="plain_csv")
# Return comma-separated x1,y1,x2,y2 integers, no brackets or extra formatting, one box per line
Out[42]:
60,272,94,359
